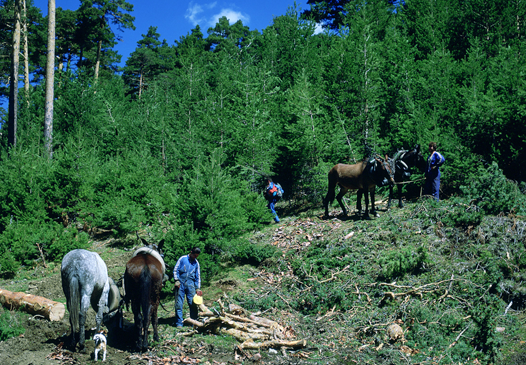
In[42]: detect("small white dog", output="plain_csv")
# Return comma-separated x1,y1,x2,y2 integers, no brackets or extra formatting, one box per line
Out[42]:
93,330,107,361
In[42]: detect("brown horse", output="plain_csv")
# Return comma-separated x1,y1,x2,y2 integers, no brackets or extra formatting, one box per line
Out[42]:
323,156,395,218
123,238,166,352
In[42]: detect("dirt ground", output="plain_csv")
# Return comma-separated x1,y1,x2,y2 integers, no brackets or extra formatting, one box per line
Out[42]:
0,247,245,365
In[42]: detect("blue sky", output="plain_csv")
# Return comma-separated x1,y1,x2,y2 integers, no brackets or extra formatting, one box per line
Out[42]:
1,1,316,113
33,0,314,68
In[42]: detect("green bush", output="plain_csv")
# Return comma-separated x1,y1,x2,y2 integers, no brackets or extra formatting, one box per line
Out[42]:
161,150,271,282
46,227,90,262
0,310,26,341
227,238,278,266
470,297,503,363
0,251,19,278
378,244,431,280
440,197,485,227
460,162,526,216
0,220,90,266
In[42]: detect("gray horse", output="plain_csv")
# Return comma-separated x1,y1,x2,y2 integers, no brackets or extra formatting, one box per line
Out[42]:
61,249,120,350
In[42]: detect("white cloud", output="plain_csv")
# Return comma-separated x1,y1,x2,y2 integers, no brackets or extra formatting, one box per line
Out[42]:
185,2,249,29
185,1,218,26
208,9,250,28
313,23,324,35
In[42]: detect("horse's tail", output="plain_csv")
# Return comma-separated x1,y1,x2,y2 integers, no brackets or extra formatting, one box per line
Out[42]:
68,275,80,333
324,167,338,206
139,264,152,330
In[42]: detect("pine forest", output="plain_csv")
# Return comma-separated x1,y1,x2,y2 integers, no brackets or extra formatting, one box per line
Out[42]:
1,0,526,364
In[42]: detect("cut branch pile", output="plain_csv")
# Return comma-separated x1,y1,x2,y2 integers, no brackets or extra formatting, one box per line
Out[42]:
183,299,307,350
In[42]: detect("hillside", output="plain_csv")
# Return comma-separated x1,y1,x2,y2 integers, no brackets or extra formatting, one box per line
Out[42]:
0,197,525,365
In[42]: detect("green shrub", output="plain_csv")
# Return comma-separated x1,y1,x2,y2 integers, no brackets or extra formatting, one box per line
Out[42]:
470,297,503,363
460,162,526,216
46,227,90,262
440,196,485,227
227,239,278,266
161,150,271,282
378,244,430,280
0,220,90,266
0,310,26,341
0,251,19,278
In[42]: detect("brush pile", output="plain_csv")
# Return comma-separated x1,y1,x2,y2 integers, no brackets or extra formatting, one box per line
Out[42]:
183,299,307,350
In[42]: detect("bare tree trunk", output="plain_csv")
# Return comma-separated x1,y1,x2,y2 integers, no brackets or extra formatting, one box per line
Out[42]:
138,71,143,99
22,0,30,98
44,0,56,158
94,39,101,81
8,0,21,148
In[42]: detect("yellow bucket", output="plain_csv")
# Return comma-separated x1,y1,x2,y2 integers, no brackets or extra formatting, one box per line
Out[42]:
193,295,203,305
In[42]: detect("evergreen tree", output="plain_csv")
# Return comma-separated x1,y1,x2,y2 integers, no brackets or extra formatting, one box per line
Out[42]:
55,8,79,72
122,26,168,98
302,0,349,30
403,0,461,60
340,0,389,155
380,9,422,150
76,0,135,79
205,16,256,54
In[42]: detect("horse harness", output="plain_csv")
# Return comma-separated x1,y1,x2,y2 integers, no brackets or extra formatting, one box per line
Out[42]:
366,156,395,187
391,149,426,185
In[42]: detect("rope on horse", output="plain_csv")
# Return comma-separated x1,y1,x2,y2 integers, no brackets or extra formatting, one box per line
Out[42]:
393,177,426,185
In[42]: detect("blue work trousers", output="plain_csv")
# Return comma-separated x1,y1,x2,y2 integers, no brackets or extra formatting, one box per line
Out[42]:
424,172,440,201
175,282,198,327
267,198,279,222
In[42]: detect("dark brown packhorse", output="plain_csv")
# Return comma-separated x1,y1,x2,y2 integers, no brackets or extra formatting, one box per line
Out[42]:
387,144,426,208
123,238,166,352
323,156,395,219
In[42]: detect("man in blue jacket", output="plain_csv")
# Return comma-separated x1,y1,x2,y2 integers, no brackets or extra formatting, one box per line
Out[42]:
424,141,445,201
173,247,202,327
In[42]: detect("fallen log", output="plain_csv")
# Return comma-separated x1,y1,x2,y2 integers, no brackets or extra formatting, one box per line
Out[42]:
198,303,214,316
248,314,284,330
183,318,203,327
216,327,269,342
239,338,307,350
0,288,65,321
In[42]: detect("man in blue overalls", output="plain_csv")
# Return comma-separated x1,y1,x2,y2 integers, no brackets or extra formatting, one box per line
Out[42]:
173,247,202,327
424,141,445,201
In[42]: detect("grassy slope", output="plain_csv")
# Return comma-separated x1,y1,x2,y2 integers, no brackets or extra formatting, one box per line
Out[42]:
1,198,525,364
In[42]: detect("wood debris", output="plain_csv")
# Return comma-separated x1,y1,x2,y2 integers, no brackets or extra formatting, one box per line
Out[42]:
46,343,80,364
183,300,306,351
128,354,202,364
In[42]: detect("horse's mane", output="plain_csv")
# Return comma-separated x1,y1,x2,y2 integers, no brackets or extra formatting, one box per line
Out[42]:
133,247,166,274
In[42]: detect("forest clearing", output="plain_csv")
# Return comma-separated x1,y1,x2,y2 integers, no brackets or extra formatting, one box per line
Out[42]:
2,0,526,364
1,197,525,365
